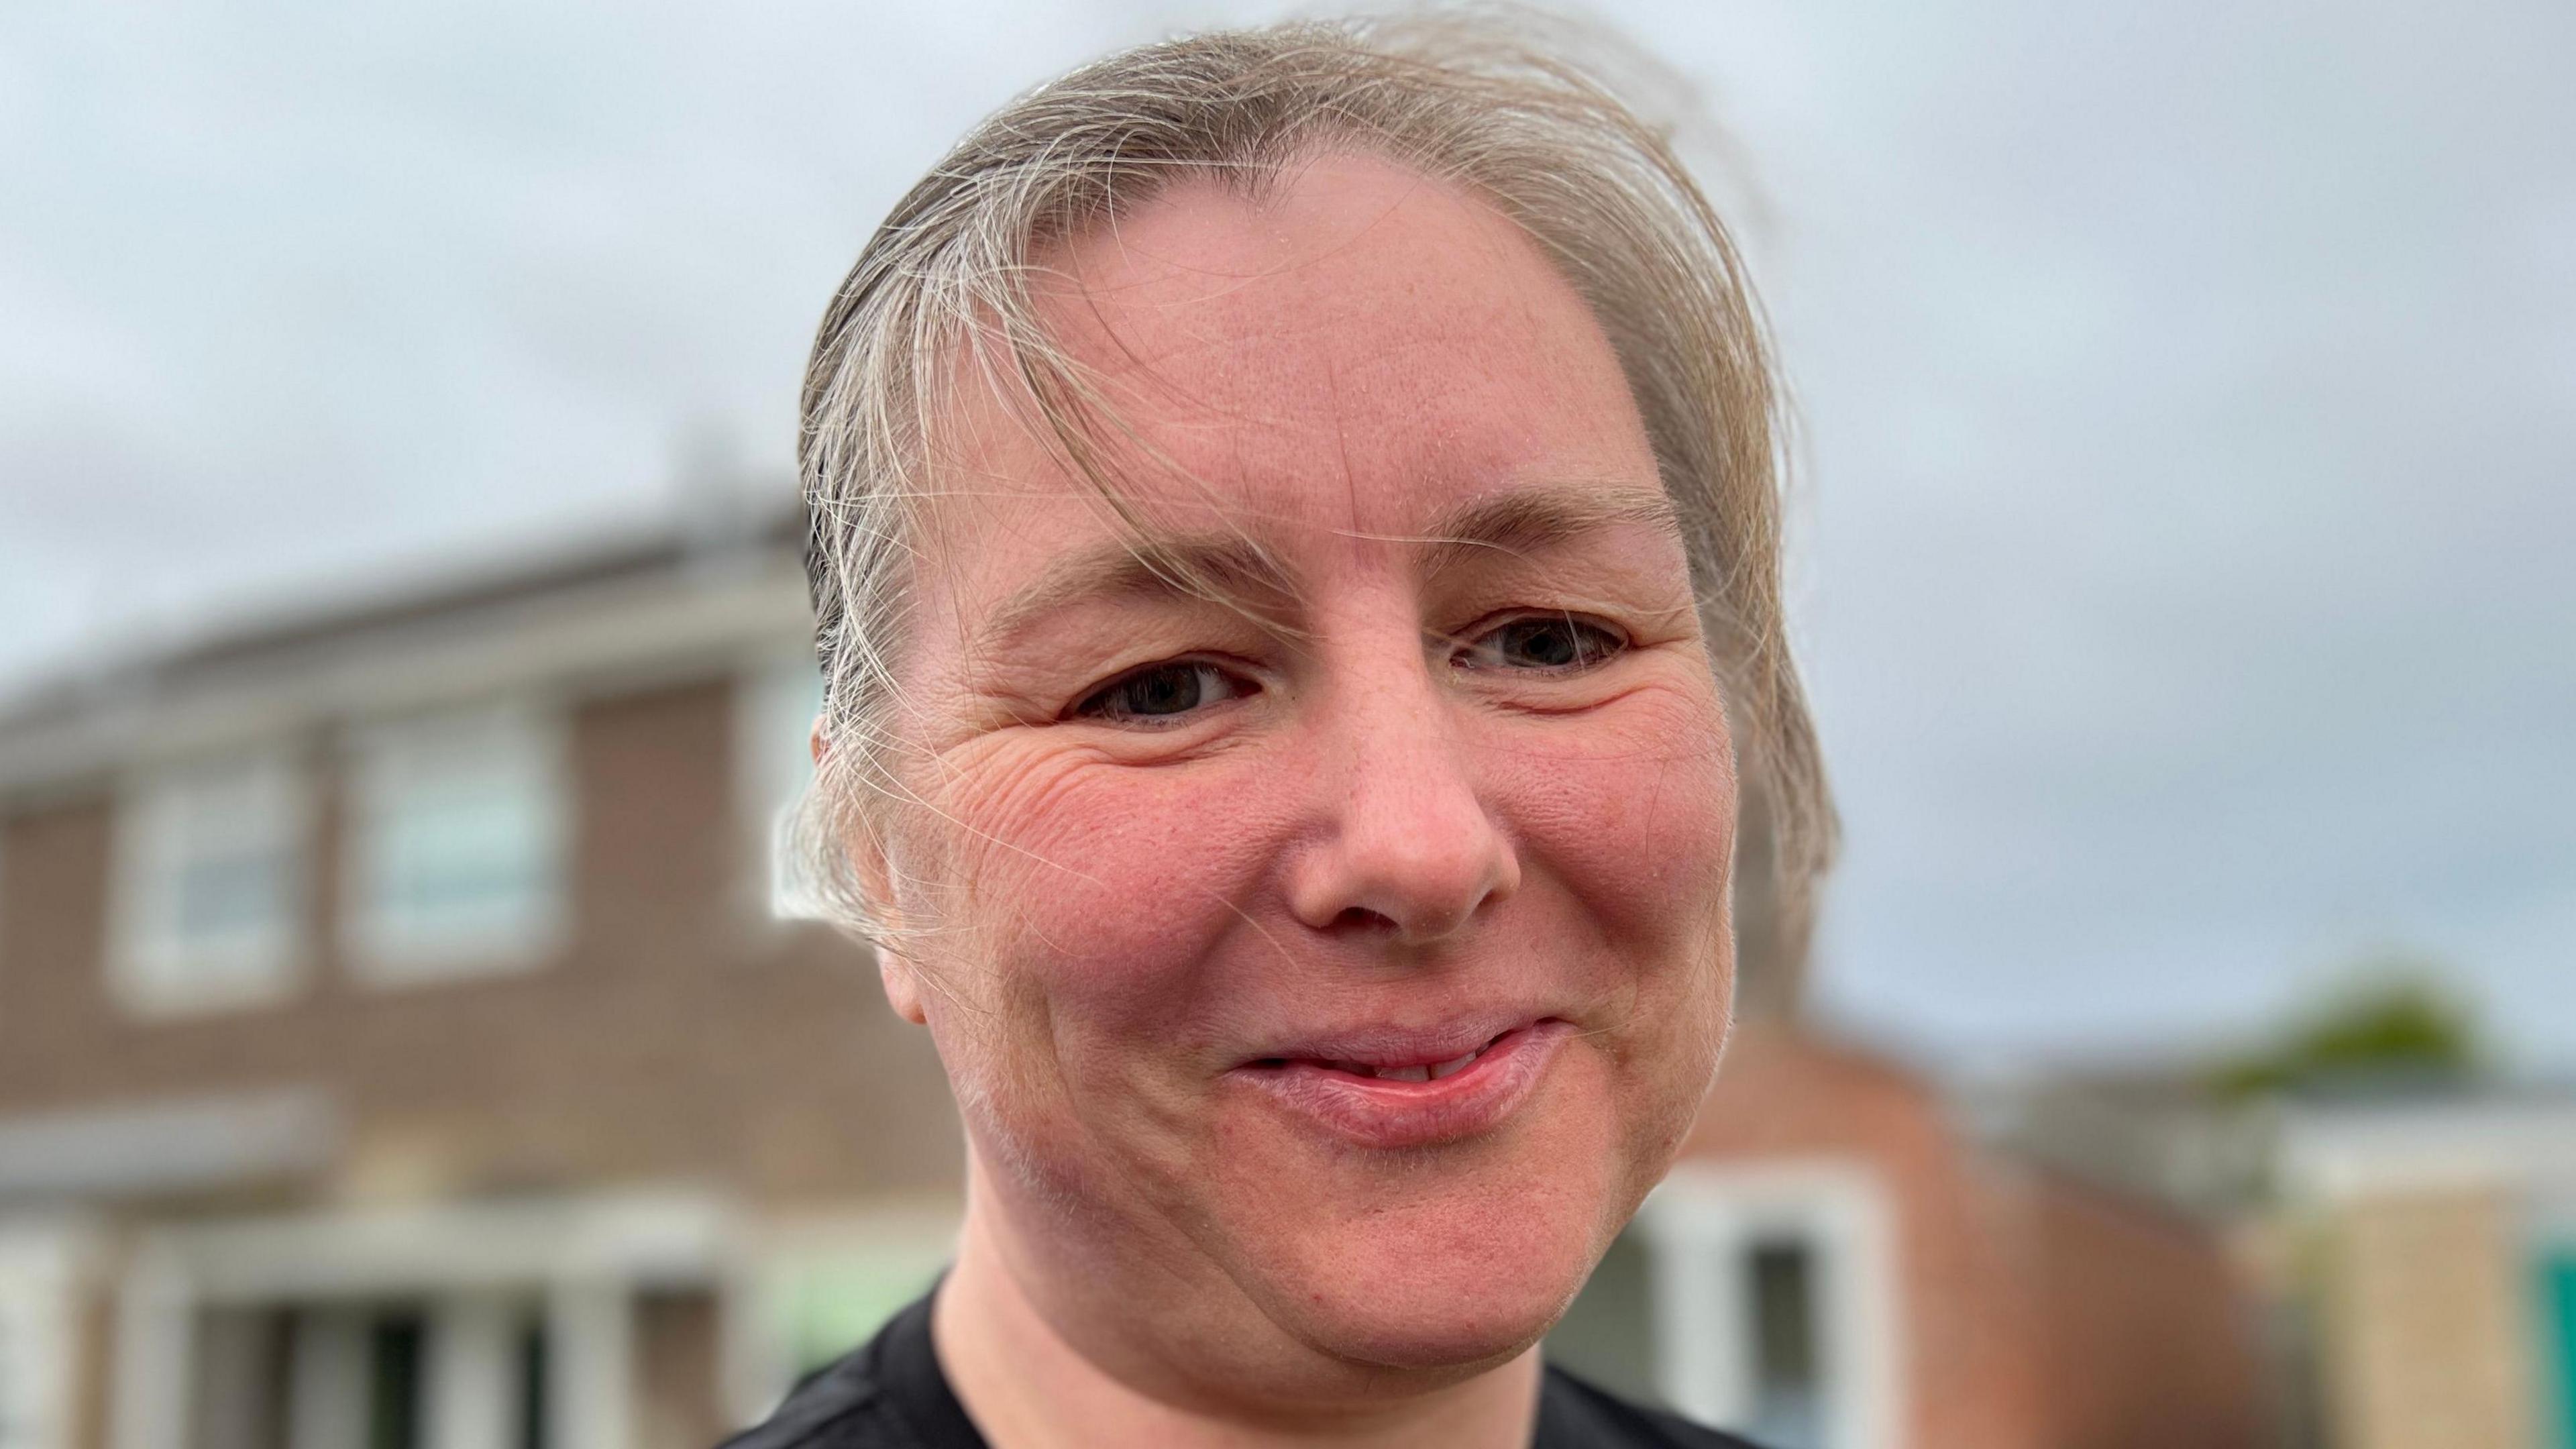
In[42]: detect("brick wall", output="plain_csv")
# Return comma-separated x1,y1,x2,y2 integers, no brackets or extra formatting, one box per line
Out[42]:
2026,1170,2269,1449
1686,1024,2269,1449
0,674,961,1209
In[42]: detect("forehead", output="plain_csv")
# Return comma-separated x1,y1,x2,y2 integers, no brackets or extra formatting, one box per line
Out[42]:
922,150,1659,578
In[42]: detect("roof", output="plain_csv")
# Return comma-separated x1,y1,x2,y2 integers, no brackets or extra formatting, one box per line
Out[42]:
0,494,814,800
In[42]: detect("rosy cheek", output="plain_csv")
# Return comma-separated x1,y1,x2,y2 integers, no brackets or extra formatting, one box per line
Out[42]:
929,741,1291,1033
1489,684,1737,957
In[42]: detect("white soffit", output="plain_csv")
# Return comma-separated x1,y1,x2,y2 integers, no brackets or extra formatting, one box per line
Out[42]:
0,1089,339,1203
2278,1097,2576,1201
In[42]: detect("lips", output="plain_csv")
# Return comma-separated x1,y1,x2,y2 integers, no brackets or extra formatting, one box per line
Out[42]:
1228,1018,1572,1150
1287,1026,1505,1083
1317,1045,1487,1083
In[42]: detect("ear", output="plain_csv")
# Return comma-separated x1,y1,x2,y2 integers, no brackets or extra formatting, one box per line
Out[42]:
876,949,928,1026
818,728,930,1028
851,828,930,1026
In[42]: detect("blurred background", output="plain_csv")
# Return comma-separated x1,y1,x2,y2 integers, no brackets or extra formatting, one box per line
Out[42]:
0,2,2568,1448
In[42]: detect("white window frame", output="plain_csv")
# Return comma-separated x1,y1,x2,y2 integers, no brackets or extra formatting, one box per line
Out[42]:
1631,1160,1907,1449
0,1217,95,1449
735,649,826,924
111,747,310,1016
341,699,569,985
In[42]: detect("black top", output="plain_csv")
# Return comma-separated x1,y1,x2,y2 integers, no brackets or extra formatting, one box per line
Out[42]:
720,1289,1762,1449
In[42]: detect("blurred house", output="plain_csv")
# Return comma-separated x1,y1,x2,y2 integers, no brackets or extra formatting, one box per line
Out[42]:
2274,1088,2576,1449
0,502,962,1449
1994,1067,2576,1449
0,496,2275,1449
1552,1026,2272,1449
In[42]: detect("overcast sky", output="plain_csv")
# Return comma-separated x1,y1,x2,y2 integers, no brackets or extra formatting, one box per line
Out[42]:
4,0,2569,1069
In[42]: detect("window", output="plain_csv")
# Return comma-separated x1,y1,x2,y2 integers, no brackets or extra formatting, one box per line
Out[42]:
1743,1239,1823,1449
1629,1165,1901,1449
345,701,566,980
113,749,307,1012
740,652,825,920
192,1299,551,1449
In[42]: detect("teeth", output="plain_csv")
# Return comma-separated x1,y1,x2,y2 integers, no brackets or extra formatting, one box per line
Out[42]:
1378,1064,1432,1083
1428,1051,1479,1079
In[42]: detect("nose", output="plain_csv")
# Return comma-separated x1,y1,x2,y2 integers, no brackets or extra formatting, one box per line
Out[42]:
1285,655,1521,946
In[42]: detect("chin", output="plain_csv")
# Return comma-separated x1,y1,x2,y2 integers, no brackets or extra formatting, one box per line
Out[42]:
1291,1262,1587,1373
1183,1050,1682,1378
1244,1140,1631,1373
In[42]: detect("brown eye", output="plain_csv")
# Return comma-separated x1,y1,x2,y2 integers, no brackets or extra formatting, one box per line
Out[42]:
1456,614,1626,673
1074,662,1250,724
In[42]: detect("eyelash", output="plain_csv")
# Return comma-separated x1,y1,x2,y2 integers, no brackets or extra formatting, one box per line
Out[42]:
1071,660,1253,726
1067,614,1629,727
1447,612,1629,674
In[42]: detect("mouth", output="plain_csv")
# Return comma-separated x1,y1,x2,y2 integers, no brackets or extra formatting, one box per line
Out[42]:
1228,1018,1573,1150
1248,1025,1522,1083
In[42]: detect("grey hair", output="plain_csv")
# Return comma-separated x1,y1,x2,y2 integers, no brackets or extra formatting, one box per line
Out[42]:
791,8,1835,972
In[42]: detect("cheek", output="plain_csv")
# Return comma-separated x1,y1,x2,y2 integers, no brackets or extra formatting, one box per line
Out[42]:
1485,682,1738,1191
904,739,1290,1045
1494,682,1739,965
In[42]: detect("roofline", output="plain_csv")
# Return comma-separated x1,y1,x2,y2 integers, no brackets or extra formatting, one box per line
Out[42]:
0,495,816,799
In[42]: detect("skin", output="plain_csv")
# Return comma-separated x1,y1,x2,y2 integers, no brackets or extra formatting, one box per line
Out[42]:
847,152,1741,1447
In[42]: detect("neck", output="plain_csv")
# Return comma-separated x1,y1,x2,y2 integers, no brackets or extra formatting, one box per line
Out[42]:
932,1175,1544,1449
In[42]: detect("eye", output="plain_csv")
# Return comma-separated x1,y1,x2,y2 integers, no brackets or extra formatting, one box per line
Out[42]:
1453,613,1627,673
1071,661,1253,724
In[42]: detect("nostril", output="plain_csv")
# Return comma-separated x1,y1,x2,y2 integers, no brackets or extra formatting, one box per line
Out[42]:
1332,905,1399,933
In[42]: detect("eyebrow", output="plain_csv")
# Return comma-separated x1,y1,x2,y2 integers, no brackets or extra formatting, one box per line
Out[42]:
979,484,1680,647
981,531,1298,649
1406,486,1683,582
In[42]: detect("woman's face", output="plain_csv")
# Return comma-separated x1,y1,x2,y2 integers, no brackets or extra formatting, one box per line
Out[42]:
876,154,1738,1386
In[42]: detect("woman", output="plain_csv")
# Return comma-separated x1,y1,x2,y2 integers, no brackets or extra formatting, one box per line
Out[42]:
739,12,1831,1448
